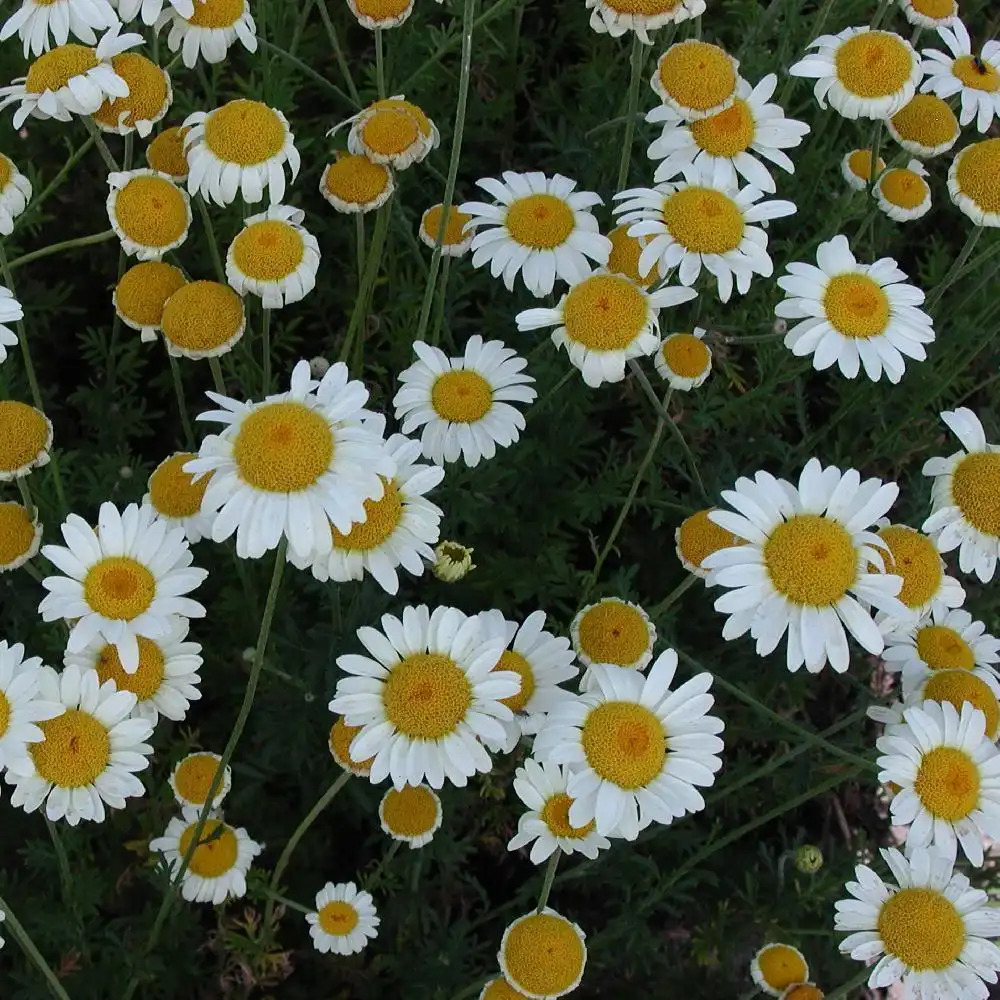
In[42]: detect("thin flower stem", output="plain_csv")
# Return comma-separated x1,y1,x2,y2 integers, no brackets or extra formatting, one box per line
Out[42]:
261,306,272,395
0,893,73,1000
289,0,315,55
375,28,386,98
317,0,361,106
166,347,195,449
865,119,883,196
257,886,312,915
15,136,95,232
355,214,366,286
364,839,403,891
195,196,226,284
646,574,698,616
535,850,560,912
910,23,923,45
429,255,452,347
925,226,983,314
3,230,116,271
16,475,35,518
870,0,893,28
208,356,227,396
47,818,89,959
83,119,120,172
616,34,647,192
339,202,390,365
825,966,873,1000
256,37,356,107
720,330,786,345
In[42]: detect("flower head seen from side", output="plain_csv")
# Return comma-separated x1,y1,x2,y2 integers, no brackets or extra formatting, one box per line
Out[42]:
107,168,192,261
328,716,375,776
379,783,442,848
92,51,171,137
328,605,519,789
159,0,257,68
570,598,655,682
0,154,32,236
751,943,809,998
0,0,118,58
307,882,379,954
498,908,587,999
887,94,960,158
335,95,438,170
841,147,887,191
790,26,921,120
776,234,935,384
114,261,186,343
948,138,1000,227
921,21,1000,133
347,0,413,30
0,501,42,572
0,400,52,481
38,501,207,672
655,327,713,390
144,451,213,543
419,203,474,257
675,507,745,578
168,750,231,809
534,650,724,840
0,641,63,772
605,224,654,286
875,159,932,222
586,0,705,44
650,39,739,120
146,124,190,180
393,336,536,468
319,151,394,214
703,458,906,673
900,0,958,30
460,171,611,298
160,280,245,360
0,285,22,364
432,540,475,582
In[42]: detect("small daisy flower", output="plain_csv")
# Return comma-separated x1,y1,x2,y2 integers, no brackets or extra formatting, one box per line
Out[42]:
460,171,611,298
921,21,1000,134
605,224,654,286
114,0,197,26
535,651,724,839
145,124,189,180
92,52,171,137
0,153,32,236
655,327,713,389
647,74,810,194
751,943,810,998
334,95,438,170
789,26,922,120
776,234,935,384
675,507,745,578
507,758,611,864
419,203,474,257
38,501,208,672
328,716,375,776
307,882,379,955
114,261,186,342
319,152,394,214
378,783,442,848
393,336,536,468
498,909,587,999
186,359,395,561
887,93,960,158
0,641,63,771
478,980,530,1000
107,169,192,261
586,0,704,44
0,0,118,58
348,0,413,30
328,604,520,790
432,540,475,582
159,0,257,68
0,502,42,572
777,985,822,1000
570,598,655,679
0,400,52,480
948,137,1000,227
841,147,887,191
183,99,299,206
226,205,319,309
168,750,231,809
900,0,958,30
160,280,246,359
650,39,740,120
876,158,932,222
150,807,262,903
5,663,153,825
0,285,23,363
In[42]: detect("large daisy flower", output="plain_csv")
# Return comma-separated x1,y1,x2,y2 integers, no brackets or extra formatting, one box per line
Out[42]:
0,641,63,772
702,458,906,674
0,153,32,236
158,0,257,68
185,359,395,562
306,882,379,955
775,234,935,384
0,285,23,363
38,502,208,673
921,20,1000,134
585,0,705,44
0,0,118,58
328,605,520,790
459,171,611,298
533,650,724,840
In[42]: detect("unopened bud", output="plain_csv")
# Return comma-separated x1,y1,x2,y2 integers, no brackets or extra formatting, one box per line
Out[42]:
432,541,475,582
309,356,330,378
794,844,823,874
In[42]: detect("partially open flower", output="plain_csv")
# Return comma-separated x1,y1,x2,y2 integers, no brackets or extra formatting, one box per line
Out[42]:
319,152,394,213
0,400,52,480
114,260,186,341
0,153,31,235
419,203,473,256
875,159,931,222
334,95,439,170
841,147,886,190
146,125,190,180
651,39,739,120
948,138,1000,227
160,280,246,359
107,168,192,260
0,501,42,572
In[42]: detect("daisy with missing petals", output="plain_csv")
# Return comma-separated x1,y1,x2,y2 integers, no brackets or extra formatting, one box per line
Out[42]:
319,152,394,214
836,845,1000,998
675,508,745,579
650,39,740,120
0,286,22,363
0,641,63,771
499,909,587,999
107,169,191,261
114,261,186,343
921,21,1000,134
534,650,724,840
307,882,379,955
900,0,958,30
169,750,231,809
841,148,887,191
115,0,197,26
507,758,611,864
0,502,42,572
887,94,960,159
703,458,907,674
875,159,932,222
751,943,810,997
0,0,117,58
789,26,921,120
647,74,810,194
145,124,189,180
5,663,153,825
379,783,442,848
775,234,935,384
160,280,245,360
570,597,655,681
605,224,654,286
0,400,52,480
159,0,257,68
38,501,208,672
144,451,213,543
348,0,413,30
328,604,520,790
185,359,395,561
419,204,474,257
0,153,32,236
329,716,375,777
948,138,1000,227
334,96,438,171
585,0,705,44
393,337,536,468
478,980,529,1000
150,807,262,903
92,52,171,137
655,328,713,390
460,171,611,298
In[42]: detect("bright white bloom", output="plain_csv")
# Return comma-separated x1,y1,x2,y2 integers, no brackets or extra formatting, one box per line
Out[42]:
307,882,379,955
0,153,31,236
875,159,932,222
113,0,195,26
158,0,257,68
0,286,22,364
378,783,442,848
921,21,1000,134
585,0,704,44
1,0,118,58
0,641,63,772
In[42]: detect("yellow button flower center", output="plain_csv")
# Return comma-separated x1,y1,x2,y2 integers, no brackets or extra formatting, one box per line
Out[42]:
354,0,412,19
909,0,956,15
691,99,756,157
505,194,576,250
878,888,965,970
834,31,914,98
0,400,50,474
782,987,824,1000
923,670,1000,741
915,745,980,820
576,600,650,667
0,502,36,567
603,0,683,10
84,556,156,620
955,139,1000,214
606,225,652,286
0,690,9,739
25,44,98,94
161,280,244,355
372,97,432,135
951,451,1000,538
916,624,975,671
953,54,1000,92
764,515,857,606
502,913,585,997
421,204,473,246
678,508,744,570
149,451,209,519
332,476,403,551
878,525,942,609
173,753,224,805
318,901,359,936
481,979,530,1000
846,148,886,182
662,334,711,377
113,175,189,249
93,53,168,129
179,820,239,877
0,155,12,189
656,40,736,112
231,220,304,281
323,153,391,205
890,94,958,148
496,650,533,712
116,262,186,328
361,108,420,156
823,273,890,339
561,274,649,351
187,0,245,29
383,653,472,740
662,186,744,254
146,126,189,178
541,792,595,839
756,944,808,990
430,370,493,423
581,701,665,789
879,168,928,209
95,638,165,700
381,784,439,837
31,709,110,788
329,717,375,774
204,100,285,165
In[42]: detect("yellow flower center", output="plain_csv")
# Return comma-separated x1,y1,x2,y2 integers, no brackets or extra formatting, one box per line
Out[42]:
231,220,304,282
954,139,1000,215
561,273,649,351
677,508,744,570
690,98,756,157
187,0,245,28
360,108,420,155
576,600,650,667
178,820,239,878
173,752,225,805
380,784,439,837
322,153,391,205
505,194,576,250
421,204,472,246
496,650,533,712
25,44,98,94
0,400,50,474
951,451,1000,538
783,986,824,1000
916,624,975,671
0,690,9,739
834,31,915,98
161,280,244,355
232,400,333,493
383,653,472,740
923,670,1000,741
354,0,412,20
879,167,928,209
94,638,165,700
116,262,186,329
203,100,285,165
0,155,12,190
606,225,652,286
953,54,1000,92
332,476,403,551
890,94,958,148
915,745,980,819
756,944,808,991
372,97,433,135
764,515,857,606
661,333,711,378
318,900,359,936
603,0,683,10
909,0,956,16
0,502,37,567
83,556,156,621
581,701,665,789
328,716,375,774
823,273,890,339
148,451,209,519
503,913,585,997
93,54,168,130
656,40,737,112
430,370,493,423
481,979,530,1000
878,887,964,970
113,175,189,250
540,792,596,839
846,148,886,182
662,186,744,255
877,525,942,608
146,126,190,178
31,709,110,788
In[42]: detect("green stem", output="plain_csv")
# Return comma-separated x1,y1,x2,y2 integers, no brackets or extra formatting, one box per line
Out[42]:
208,356,227,396
289,0,315,55
195,196,226,284
909,23,923,45
166,347,195,449
47,818,89,959
339,203,390,365
16,475,35,519
870,0,893,28
429,255,452,348
0,893,73,1000
375,28,386,98
778,0,835,104
316,0,361,106
256,38,355,107
257,886,312,915
83,119,120,172
261,306,272,395
616,34,647,192
3,231,116,272
647,574,698,616
355,214,366,286
525,367,575,424
925,226,983,314
535,850,560,912
824,966,873,1000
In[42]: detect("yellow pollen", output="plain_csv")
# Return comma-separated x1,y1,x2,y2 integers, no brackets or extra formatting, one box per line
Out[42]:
656,40,737,112
383,653,472,740
112,175,189,250
678,508,744,570
764,515,857,606
146,126,190,178
481,979,530,1000
231,220,304,281
232,400,333,493
186,0,245,28
318,901,359,936
877,525,942,608
890,95,958,148
329,717,375,774
0,401,50,473
606,225,653,286
834,31,915,98
93,54,168,130
847,148,886,182
83,556,156,621
0,690,9,739
148,452,209,519
877,888,965,970
31,709,110,788
115,261,185,329
322,153,391,205
923,671,1000,741
203,100,285,165
94,638,165,701
421,204,472,246
581,701,665,789
691,99,756,157
353,0,412,20
505,194,576,250
502,912,585,997
496,650,533,712
916,625,975,671
178,820,239,878
25,44,98,94
173,753,225,805
0,502,37,567
954,139,1000,215
371,98,433,137
915,745,980,820
661,333,711,378
561,274,649,351
380,785,439,837
332,477,403,551
755,944,808,991
662,186,744,254
540,792,595,840
602,0,684,10
823,273,890,339
879,168,928,209
0,155,13,190
783,987,824,1000
161,280,244,355
953,54,1000,92
909,0,956,16
360,108,420,156
431,370,493,423
951,451,1000,538
576,599,650,667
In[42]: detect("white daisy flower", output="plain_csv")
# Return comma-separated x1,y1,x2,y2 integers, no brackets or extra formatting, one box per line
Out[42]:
654,327,713,390
158,0,257,68
507,757,611,863
0,400,52,481
875,158,932,222
703,457,907,673
0,641,64,772
0,153,32,236
92,51,171,138
650,39,740,120
887,93,960,159
332,95,438,171
149,807,262,903
113,0,195,26
378,783,442,848
0,501,42,573
841,147,887,191
948,138,1000,227
585,0,704,45
0,0,118,58
306,882,379,955
328,604,520,790
459,171,611,298
107,168,192,261
675,507,746,579
836,846,1000,998
38,501,208,673
0,285,23,364
319,152,394,214
775,234,935,385
646,74,810,194
498,908,587,999
534,650,724,840
168,750,231,810
393,336,536,468
4,663,153,825
183,99,299,206
614,163,796,304
750,942,810,997
921,21,1000,134
185,359,395,562
144,451,214,544
570,598,655,685
923,408,1000,581
789,26,922,120
900,0,958,30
